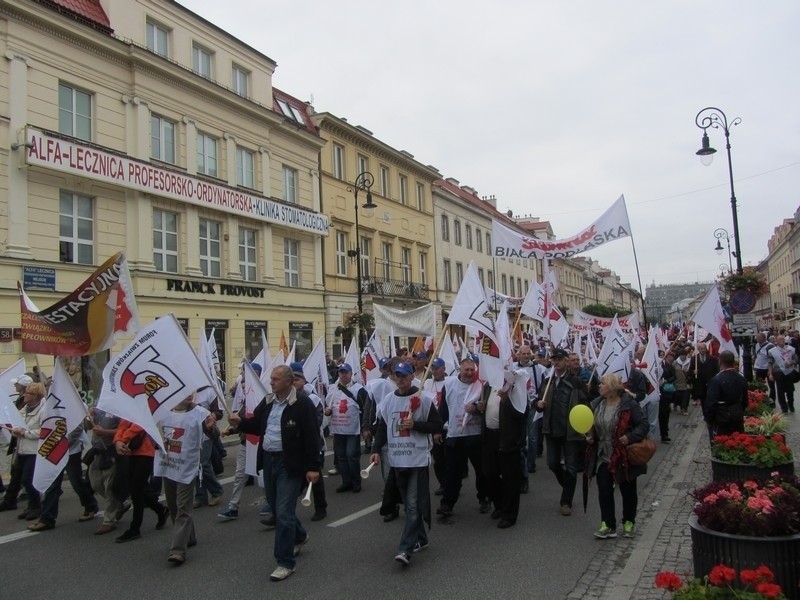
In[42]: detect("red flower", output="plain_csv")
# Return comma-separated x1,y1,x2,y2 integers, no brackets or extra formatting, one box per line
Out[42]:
409,395,421,413
754,582,782,598
654,571,683,591
739,568,761,585
755,565,775,582
708,564,736,586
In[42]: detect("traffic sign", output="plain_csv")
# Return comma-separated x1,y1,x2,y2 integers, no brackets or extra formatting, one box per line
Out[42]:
733,314,756,326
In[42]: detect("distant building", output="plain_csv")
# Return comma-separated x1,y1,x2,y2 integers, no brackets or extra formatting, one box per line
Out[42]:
645,282,714,325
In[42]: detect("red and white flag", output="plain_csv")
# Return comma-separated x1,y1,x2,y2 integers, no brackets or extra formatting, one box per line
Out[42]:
361,331,386,382
446,261,498,349
597,316,629,376
97,315,215,450
690,284,736,354
303,336,329,399
0,359,27,429
240,360,268,477
33,360,89,493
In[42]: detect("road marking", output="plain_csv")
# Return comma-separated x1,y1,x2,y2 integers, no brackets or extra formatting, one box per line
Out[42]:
326,502,381,528
0,530,38,545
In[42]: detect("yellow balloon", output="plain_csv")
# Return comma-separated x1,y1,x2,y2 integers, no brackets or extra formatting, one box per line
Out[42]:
569,404,594,434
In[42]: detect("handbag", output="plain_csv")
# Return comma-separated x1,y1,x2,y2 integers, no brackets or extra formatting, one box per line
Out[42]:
790,367,800,384
661,382,676,394
627,436,656,466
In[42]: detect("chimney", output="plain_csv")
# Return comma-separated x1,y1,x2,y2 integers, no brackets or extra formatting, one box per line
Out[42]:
460,185,478,196
445,177,460,186
483,194,497,208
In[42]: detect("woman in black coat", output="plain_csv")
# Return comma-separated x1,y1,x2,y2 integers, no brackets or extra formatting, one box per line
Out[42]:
585,373,649,540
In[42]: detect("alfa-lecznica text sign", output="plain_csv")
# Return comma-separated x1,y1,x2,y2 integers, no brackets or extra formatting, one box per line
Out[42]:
24,128,329,237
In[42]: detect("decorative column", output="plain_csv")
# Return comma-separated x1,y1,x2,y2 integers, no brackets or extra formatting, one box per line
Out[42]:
183,117,197,175
184,206,203,276
223,133,236,187
259,146,271,198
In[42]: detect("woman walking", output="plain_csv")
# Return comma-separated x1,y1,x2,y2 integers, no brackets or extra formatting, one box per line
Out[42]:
586,374,649,539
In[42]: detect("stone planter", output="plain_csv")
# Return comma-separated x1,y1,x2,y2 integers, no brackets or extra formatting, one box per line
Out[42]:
690,514,800,599
710,457,794,482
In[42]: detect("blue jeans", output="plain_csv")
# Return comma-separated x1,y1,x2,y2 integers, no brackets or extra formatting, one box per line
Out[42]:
545,436,585,508
40,452,98,524
333,434,361,488
395,467,427,555
643,400,659,439
526,411,542,470
195,438,223,502
263,452,306,569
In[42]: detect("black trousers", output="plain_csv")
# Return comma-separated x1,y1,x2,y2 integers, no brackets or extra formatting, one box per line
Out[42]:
442,435,487,509
658,393,672,440
482,429,522,523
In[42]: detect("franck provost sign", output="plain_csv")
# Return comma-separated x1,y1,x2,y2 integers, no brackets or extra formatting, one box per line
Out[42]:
24,127,329,237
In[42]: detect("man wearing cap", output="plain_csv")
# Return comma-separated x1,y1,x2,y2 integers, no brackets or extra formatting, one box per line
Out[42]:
423,357,449,494
0,374,33,510
437,357,489,517
536,348,589,516
370,361,443,565
324,363,369,493
412,352,428,379
291,363,327,521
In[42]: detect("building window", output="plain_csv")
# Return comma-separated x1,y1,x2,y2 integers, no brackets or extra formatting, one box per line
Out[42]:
443,260,452,293
336,231,348,276
196,133,217,177
192,44,212,78
501,274,508,295
476,228,482,253
380,165,390,196
59,191,93,264
441,215,450,241
153,209,178,273
518,278,523,297
239,227,257,281
509,278,515,297
58,84,91,141
199,219,221,278
419,252,427,285
231,64,249,97
524,279,529,293
456,262,464,287
151,115,175,163
244,321,267,361
360,236,371,277
284,239,299,287
398,174,408,205
401,248,411,284
478,267,485,287
454,220,462,246
146,20,169,57
282,166,297,203
357,154,368,176
236,147,255,188
486,232,491,255
416,182,424,211
487,270,494,291
381,242,392,280
332,143,344,180
465,224,473,249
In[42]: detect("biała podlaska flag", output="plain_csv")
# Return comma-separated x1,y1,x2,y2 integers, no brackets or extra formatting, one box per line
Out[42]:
240,360,267,477
33,360,89,493
19,252,138,356
0,359,28,429
97,314,216,450
597,316,629,376
690,284,736,354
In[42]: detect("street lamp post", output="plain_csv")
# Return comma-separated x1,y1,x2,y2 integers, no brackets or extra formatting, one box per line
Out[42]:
713,228,734,272
347,172,378,351
719,263,731,277
695,107,751,380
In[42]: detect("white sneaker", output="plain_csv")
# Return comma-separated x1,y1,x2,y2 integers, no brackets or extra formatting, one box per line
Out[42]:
327,467,339,475
270,566,295,582
293,534,309,557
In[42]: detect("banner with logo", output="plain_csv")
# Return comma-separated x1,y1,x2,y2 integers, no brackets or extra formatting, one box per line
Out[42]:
96,314,215,450
19,252,138,356
572,309,640,339
492,195,631,260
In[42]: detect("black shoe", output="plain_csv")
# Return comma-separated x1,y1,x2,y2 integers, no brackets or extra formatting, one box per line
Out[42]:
245,476,254,487
352,484,361,493
115,529,141,543
383,512,399,523
17,509,29,520
661,437,671,444
436,504,453,517
335,484,353,493
490,509,503,520
434,486,444,496
260,515,276,528
156,506,169,530
479,500,492,514
527,465,536,474
497,519,516,529
311,509,327,522
520,480,529,494
0,503,18,512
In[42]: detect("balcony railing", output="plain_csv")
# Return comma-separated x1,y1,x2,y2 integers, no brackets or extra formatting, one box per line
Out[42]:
358,276,430,301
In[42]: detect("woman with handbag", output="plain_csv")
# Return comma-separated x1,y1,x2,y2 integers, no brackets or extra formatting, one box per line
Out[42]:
585,374,649,540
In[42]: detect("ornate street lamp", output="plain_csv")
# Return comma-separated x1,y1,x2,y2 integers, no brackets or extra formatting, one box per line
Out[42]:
346,172,377,351
713,228,734,272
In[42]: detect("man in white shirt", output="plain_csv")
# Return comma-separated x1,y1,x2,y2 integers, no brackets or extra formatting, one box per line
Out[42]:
768,335,797,413
753,332,776,401
324,364,369,493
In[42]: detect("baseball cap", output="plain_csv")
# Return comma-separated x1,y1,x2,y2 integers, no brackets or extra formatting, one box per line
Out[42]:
12,375,33,387
250,362,263,375
378,357,391,369
551,349,569,360
413,351,428,360
431,358,445,369
536,349,548,357
393,362,414,376
338,363,353,373
289,361,305,377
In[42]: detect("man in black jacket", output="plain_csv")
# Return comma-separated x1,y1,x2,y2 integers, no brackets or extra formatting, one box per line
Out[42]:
229,365,321,582
703,351,748,441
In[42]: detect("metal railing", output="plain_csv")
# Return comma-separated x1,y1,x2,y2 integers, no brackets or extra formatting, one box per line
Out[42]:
358,276,430,301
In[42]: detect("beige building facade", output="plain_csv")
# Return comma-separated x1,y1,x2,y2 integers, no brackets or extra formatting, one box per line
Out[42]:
755,212,799,331
0,0,329,392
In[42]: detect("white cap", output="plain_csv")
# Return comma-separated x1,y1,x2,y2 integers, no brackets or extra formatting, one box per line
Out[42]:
11,375,33,387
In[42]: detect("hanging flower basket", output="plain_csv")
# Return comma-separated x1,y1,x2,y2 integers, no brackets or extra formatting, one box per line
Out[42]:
718,267,769,298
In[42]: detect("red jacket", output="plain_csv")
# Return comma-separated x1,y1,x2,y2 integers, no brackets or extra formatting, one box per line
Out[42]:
113,420,156,457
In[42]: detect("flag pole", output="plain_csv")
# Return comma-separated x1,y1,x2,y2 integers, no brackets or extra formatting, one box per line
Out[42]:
417,324,450,391
628,223,648,327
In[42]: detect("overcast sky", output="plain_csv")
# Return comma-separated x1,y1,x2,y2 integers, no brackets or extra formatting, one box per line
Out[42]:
183,0,799,294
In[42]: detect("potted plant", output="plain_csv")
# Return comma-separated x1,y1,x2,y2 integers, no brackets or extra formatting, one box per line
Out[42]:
656,564,786,598
718,267,769,298
710,432,794,481
687,475,800,598
746,389,774,417
744,414,788,436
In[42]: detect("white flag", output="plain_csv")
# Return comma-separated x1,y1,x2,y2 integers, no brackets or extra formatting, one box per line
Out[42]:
241,360,268,477
477,301,510,388
689,284,736,354
344,341,363,385
641,326,662,392
252,330,271,372
447,261,498,350
199,330,228,413
362,331,386,382
603,337,636,382
97,315,215,450
262,351,286,393
0,359,27,429
33,360,89,493
597,316,629,376
438,334,459,377
303,336,329,399
585,333,598,367
286,340,297,366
